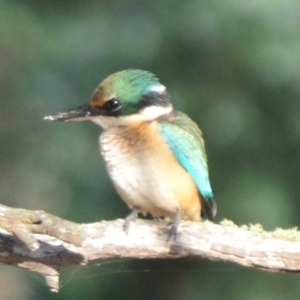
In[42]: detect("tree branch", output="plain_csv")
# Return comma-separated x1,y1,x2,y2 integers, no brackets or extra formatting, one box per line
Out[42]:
0,204,299,292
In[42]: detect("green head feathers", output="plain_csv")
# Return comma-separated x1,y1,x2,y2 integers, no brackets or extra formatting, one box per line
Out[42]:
103,69,162,103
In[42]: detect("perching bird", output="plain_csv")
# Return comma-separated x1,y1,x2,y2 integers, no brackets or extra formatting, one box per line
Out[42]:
45,69,216,239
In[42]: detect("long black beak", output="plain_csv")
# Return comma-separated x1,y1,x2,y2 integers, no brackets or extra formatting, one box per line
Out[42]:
44,104,100,121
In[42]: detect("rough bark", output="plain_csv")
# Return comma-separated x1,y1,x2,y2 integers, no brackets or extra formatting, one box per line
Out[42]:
0,204,300,292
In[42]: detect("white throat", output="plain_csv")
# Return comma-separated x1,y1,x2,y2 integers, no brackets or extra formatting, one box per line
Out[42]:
92,105,173,129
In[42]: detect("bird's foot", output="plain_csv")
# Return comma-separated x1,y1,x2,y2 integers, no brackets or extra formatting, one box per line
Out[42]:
167,210,182,242
123,207,140,234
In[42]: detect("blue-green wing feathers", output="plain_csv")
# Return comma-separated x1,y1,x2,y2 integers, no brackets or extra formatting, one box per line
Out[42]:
159,111,217,220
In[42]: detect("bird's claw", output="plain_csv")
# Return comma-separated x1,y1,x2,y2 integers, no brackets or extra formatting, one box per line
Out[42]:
123,207,140,234
167,210,182,242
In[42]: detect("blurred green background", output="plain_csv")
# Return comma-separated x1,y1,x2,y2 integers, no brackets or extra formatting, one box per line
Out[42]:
1,0,300,299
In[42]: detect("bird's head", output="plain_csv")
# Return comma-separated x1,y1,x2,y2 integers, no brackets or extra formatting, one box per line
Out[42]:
45,69,173,128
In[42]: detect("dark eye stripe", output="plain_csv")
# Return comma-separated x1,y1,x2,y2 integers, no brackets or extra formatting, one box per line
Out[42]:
138,92,171,110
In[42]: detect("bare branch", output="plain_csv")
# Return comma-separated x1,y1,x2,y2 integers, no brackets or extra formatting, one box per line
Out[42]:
0,204,299,292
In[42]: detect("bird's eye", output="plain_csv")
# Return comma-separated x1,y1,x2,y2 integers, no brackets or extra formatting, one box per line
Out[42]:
104,99,121,112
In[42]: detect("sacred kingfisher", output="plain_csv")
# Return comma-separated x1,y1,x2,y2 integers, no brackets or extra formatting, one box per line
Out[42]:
45,69,216,239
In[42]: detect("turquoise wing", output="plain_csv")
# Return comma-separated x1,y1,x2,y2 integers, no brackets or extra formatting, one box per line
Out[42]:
159,111,216,220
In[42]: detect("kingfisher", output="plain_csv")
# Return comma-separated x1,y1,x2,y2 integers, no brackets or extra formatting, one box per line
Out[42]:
44,69,216,239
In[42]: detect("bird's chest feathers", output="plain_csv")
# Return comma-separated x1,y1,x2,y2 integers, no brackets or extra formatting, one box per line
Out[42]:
100,123,176,212
99,122,200,219
100,122,169,196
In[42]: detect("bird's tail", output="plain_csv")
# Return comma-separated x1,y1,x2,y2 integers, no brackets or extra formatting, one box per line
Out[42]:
201,196,217,221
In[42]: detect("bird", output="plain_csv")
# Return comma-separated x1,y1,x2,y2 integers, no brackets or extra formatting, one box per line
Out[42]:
44,69,216,240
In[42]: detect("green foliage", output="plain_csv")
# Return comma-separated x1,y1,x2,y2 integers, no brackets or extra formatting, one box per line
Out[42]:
1,0,300,299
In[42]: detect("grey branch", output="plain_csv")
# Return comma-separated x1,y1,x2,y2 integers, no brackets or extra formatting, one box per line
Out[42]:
0,204,300,292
